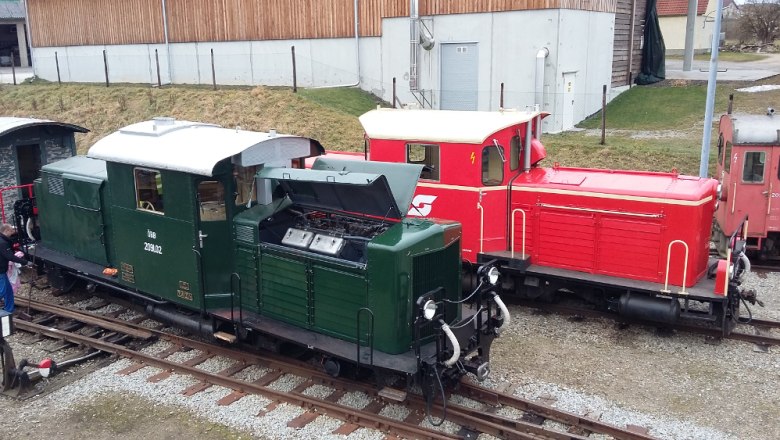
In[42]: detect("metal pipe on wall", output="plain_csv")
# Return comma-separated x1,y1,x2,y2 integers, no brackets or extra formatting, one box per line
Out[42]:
534,47,549,109
161,0,172,84
409,0,419,92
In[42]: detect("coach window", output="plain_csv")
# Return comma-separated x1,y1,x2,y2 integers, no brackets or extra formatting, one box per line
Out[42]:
135,168,164,213
407,143,440,180
198,181,226,221
482,144,505,186
510,135,521,171
742,151,766,183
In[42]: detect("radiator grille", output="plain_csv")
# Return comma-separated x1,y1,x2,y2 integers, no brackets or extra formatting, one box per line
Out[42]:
48,175,64,196
235,225,255,244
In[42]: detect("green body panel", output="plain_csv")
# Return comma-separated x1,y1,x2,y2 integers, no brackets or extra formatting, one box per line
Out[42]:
233,199,461,355
366,220,462,354
36,157,112,266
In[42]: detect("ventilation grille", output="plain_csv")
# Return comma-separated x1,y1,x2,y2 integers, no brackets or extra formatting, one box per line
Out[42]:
47,175,64,196
235,225,255,244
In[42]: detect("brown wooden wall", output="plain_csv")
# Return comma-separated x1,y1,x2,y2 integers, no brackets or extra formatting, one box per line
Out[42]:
28,0,619,47
611,0,646,86
28,0,164,47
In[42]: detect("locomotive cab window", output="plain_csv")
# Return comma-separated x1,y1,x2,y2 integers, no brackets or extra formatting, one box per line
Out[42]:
724,141,733,173
742,151,766,183
407,143,439,180
482,144,505,186
233,165,258,206
135,168,164,213
510,135,522,171
198,181,226,221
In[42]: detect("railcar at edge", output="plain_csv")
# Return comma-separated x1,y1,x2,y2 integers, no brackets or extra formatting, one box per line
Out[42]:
6,118,508,400
352,108,756,335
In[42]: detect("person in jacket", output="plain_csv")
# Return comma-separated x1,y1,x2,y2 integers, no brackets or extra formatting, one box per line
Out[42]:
0,223,29,312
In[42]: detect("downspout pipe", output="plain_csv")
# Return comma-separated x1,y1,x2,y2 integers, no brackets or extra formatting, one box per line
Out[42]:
162,0,172,84
313,0,361,88
534,47,549,108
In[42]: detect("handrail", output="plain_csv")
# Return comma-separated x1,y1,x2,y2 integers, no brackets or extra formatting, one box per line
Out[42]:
731,182,737,214
537,203,662,218
230,272,242,325
0,184,34,224
767,182,773,215
510,208,527,259
477,201,485,253
662,240,689,295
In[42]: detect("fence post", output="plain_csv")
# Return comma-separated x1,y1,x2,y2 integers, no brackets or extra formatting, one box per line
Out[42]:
211,48,217,90
11,59,16,85
155,49,161,87
600,84,607,145
392,77,397,108
500,82,504,108
103,49,109,87
291,46,297,93
55,51,61,85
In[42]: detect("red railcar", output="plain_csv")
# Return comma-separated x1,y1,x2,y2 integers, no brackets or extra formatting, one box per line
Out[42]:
358,108,753,334
715,111,780,259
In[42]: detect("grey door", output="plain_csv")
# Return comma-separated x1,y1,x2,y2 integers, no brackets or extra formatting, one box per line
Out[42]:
440,43,478,110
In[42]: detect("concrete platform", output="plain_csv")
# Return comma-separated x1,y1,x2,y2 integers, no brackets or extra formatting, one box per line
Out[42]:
665,53,780,81
0,66,34,84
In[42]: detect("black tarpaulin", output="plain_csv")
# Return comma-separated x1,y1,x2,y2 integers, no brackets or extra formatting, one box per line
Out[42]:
635,0,666,85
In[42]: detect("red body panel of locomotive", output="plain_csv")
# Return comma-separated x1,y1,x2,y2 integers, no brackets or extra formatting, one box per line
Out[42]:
361,108,717,290
715,112,780,258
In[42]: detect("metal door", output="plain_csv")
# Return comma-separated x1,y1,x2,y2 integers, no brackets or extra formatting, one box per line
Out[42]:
440,43,478,110
195,179,233,295
734,147,772,235
562,72,577,130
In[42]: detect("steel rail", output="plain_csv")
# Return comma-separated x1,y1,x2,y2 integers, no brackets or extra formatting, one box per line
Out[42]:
514,300,780,347
20,299,662,439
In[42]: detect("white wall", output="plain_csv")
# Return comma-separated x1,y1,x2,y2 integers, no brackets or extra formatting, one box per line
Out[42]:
30,9,617,133
660,15,713,53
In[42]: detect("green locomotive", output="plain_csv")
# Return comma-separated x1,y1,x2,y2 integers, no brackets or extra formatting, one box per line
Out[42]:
21,118,507,395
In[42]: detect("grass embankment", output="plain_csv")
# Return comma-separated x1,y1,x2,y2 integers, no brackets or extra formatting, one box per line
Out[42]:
2,77,780,176
0,82,382,154
559,76,780,175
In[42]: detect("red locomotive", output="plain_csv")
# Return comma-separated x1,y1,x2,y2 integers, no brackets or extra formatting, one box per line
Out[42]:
715,109,780,261
353,108,754,334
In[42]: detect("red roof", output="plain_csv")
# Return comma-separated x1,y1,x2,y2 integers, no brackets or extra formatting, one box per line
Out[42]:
657,0,709,16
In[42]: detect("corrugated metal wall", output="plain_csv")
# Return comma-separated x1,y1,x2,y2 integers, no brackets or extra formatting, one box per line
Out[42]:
611,0,646,86
27,0,619,47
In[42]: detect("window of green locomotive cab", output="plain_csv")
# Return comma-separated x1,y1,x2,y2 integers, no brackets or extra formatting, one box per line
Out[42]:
482,145,504,186
741,151,766,184
406,143,440,181
198,180,227,222
134,168,164,214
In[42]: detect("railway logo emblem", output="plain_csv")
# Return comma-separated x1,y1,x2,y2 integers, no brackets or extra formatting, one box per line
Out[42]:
408,195,437,216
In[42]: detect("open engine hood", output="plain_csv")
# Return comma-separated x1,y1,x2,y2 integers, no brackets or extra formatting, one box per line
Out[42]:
256,158,423,220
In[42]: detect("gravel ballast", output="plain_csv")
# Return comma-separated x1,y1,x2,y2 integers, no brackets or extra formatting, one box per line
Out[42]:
1,270,778,439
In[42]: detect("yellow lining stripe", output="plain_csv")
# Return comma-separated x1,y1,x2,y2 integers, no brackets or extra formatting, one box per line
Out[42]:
416,181,713,206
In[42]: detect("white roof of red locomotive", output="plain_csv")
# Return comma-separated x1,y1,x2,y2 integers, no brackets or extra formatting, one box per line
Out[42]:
726,113,780,144
360,108,548,144
513,167,715,203
87,118,322,176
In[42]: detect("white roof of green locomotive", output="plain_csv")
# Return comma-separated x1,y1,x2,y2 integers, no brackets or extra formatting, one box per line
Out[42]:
87,118,321,176
0,117,88,136
359,108,549,144
729,113,780,144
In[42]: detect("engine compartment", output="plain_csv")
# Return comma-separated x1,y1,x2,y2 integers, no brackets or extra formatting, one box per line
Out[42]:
258,208,392,264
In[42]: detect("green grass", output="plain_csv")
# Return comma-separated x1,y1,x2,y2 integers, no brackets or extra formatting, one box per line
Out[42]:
298,86,386,116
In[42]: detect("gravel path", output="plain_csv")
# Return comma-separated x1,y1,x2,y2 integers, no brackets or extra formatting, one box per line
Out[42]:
2,270,777,439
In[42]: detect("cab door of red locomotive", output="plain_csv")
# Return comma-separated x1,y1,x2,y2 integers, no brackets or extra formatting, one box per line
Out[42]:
732,146,773,238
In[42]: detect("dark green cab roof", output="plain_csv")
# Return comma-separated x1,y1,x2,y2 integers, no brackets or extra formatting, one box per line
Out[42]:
41,156,107,181
257,158,423,220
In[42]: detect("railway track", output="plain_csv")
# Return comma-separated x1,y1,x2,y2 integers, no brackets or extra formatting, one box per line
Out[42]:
514,300,780,348
9,298,660,440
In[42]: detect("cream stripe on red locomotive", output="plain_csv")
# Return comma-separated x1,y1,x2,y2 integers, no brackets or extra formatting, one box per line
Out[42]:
416,182,713,207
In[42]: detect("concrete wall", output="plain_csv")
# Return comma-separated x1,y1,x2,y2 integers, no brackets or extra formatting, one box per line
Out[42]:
30,9,617,133
660,15,713,53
